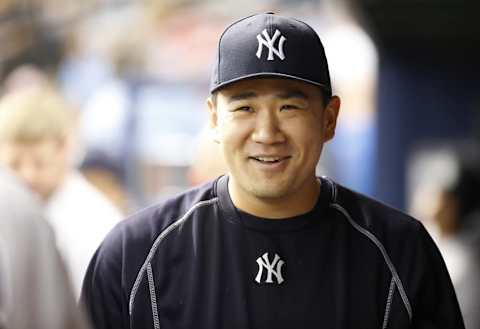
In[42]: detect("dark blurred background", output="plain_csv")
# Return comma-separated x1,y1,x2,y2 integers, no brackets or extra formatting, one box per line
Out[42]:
355,0,480,210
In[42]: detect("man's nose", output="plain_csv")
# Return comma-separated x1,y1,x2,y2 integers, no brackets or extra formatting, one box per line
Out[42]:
251,111,286,145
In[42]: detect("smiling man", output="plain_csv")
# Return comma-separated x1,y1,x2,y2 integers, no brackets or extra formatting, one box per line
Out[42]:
210,78,339,219
81,13,464,329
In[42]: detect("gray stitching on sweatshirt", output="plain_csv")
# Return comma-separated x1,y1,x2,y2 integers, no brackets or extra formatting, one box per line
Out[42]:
330,203,413,321
147,262,160,329
383,277,396,329
129,198,219,315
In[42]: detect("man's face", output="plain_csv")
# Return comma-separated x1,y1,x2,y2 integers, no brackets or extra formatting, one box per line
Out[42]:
208,78,339,202
0,138,69,201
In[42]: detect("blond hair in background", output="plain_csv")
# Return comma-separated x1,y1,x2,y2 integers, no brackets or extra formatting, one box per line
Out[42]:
0,86,79,201
0,86,76,144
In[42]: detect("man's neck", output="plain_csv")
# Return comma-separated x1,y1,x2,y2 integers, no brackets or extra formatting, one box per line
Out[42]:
228,178,321,219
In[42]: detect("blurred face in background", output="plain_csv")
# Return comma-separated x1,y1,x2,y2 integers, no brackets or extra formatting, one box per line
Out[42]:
0,138,69,201
0,86,77,202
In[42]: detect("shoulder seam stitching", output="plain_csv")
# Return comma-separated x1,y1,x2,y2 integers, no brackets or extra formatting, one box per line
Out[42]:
330,202,413,321
321,175,337,202
382,276,396,329
146,262,160,329
128,197,219,315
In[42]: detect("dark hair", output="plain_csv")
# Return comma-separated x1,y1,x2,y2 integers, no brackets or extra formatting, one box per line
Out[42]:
210,91,218,107
319,87,332,107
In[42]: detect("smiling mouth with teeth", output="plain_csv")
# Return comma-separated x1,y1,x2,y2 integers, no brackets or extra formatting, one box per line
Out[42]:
250,156,290,163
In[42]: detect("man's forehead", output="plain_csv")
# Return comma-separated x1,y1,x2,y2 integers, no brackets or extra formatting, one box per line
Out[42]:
217,78,321,100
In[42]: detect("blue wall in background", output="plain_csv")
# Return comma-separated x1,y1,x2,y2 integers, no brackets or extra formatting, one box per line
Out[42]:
374,46,480,210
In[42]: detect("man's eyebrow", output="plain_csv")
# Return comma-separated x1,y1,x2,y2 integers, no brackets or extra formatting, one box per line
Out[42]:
227,91,257,102
275,90,308,100
226,89,308,102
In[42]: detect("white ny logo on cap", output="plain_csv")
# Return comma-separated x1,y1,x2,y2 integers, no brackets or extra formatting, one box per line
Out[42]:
255,252,285,284
256,29,287,61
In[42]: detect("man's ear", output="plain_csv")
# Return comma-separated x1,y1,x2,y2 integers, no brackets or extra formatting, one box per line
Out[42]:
207,97,220,143
322,96,341,142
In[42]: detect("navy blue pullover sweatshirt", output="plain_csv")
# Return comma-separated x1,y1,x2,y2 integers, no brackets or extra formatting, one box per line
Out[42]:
81,176,464,329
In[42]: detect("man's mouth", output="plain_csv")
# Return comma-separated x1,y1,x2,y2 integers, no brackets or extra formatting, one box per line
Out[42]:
249,156,291,163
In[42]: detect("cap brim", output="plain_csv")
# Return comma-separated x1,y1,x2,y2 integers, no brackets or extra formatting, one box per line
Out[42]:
210,72,331,95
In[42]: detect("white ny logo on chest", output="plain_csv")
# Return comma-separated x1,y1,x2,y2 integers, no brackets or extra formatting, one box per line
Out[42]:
255,252,285,284
256,29,287,61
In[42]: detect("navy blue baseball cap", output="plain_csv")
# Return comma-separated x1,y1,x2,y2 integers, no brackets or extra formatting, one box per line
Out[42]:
210,13,332,97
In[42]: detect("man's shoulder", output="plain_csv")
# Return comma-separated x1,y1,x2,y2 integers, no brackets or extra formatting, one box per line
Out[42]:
329,180,432,286
330,181,423,238
107,178,220,248
89,178,221,288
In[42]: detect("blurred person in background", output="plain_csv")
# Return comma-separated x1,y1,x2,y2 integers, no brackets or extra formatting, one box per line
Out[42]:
0,79,122,297
187,126,228,186
0,167,89,329
80,152,130,215
1,64,53,94
432,148,480,329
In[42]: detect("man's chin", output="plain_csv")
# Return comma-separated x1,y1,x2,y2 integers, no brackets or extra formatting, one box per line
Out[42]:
245,182,290,200
230,172,292,199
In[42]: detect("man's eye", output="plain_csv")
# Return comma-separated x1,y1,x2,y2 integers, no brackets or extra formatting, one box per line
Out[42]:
233,106,253,112
280,104,300,111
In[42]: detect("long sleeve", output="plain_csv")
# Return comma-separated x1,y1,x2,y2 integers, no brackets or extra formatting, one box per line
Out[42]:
411,225,465,329
80,225,129,329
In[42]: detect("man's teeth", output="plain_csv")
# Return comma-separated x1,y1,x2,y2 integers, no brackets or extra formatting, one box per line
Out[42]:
255,157,281,162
